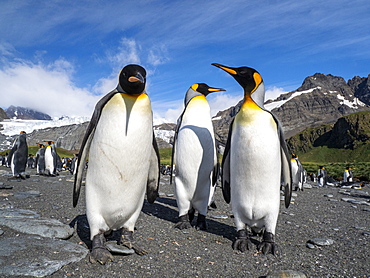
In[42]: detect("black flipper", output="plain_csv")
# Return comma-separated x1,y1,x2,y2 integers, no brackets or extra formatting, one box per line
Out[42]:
73,89,119,207
221,119,233,204
268,112,292,208
147,133,160,203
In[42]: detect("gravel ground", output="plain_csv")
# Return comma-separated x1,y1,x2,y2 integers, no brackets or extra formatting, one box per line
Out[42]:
1,167,369,278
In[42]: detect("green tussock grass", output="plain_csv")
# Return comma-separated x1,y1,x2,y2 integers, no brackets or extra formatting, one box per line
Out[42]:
301,161,370,181
159,148,172,165
296,145,370,163
1,146,77,158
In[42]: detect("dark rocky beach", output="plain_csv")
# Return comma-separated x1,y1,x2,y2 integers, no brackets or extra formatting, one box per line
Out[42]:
0,166,369,278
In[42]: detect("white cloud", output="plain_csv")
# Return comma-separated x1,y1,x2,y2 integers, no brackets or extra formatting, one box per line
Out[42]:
0,58,100,117
265,86,288,101
208,93,242,117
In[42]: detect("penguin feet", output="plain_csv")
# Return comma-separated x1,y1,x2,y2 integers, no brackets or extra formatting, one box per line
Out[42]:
174,214,192,230
188,208,195,222
120,228,147,256
232,229,253,252
257,231,278,256
195,214,207,231
89,233,114,264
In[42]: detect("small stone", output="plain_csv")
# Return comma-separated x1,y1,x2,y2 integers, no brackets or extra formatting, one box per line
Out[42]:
266,269,307,277
354,226,366,230
362,232,370,236
106,242,135,255
329,199,338,202
341,198,356,202
324,194,333,198
166,193,174,197
0,184,13,189
158,192,165,197
363,208,370,212
210,214,228,219
291,192,298,197
332,228,339,231
303,183,312,189
307,238,334,246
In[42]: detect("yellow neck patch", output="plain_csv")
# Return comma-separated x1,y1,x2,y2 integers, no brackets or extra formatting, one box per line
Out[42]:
252,72,262,93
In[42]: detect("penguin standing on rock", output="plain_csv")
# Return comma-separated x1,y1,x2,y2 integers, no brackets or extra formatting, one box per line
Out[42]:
73,64,160,264
7,131,28,179
212,63,292,255
172,83,224,230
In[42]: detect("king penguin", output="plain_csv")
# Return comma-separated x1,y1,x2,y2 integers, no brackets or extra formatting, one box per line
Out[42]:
73,64,160,264
212,63,292,255
44,141,59,176
291,153,304,191
35,143,46,175
8,131,28,179
171,83,224,230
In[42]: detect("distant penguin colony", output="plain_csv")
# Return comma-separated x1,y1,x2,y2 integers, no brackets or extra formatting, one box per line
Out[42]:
172,83,224,231
73,64,160,264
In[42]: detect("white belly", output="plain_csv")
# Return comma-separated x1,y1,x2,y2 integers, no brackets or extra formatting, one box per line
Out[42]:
174,102,216,215
86,93,153,231
44,147,54,172
230,110,281,228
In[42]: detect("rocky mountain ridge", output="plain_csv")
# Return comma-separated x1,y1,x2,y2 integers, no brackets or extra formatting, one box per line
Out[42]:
5,105,52,120
287,111,370,153
212,73,370,142
1,73,370,153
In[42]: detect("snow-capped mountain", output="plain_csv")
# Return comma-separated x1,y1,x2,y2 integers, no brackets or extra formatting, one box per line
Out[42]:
5,105,52,120
212,73,370,142
0,116,90,136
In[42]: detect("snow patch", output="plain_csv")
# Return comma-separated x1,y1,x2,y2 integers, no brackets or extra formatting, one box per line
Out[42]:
0,116,90,136
264,87,321,111
154,129,174,144
337,95,366,108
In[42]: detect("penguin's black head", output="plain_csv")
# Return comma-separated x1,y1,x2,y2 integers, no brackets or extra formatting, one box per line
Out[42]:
212,63,263,94
191,83,225,96
119,64,146,95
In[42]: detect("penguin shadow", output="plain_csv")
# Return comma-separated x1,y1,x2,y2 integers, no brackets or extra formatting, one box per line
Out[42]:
144,197,236,242
142,197,179,224
69,214,124,250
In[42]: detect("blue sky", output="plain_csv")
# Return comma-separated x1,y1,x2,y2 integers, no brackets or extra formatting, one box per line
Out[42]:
1,0,369,123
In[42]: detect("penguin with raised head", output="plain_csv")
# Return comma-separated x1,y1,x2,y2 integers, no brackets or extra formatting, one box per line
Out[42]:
172,83,224,230
212,63,292,255
291,153,304,191
73,64,160,264
7,131,28,179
